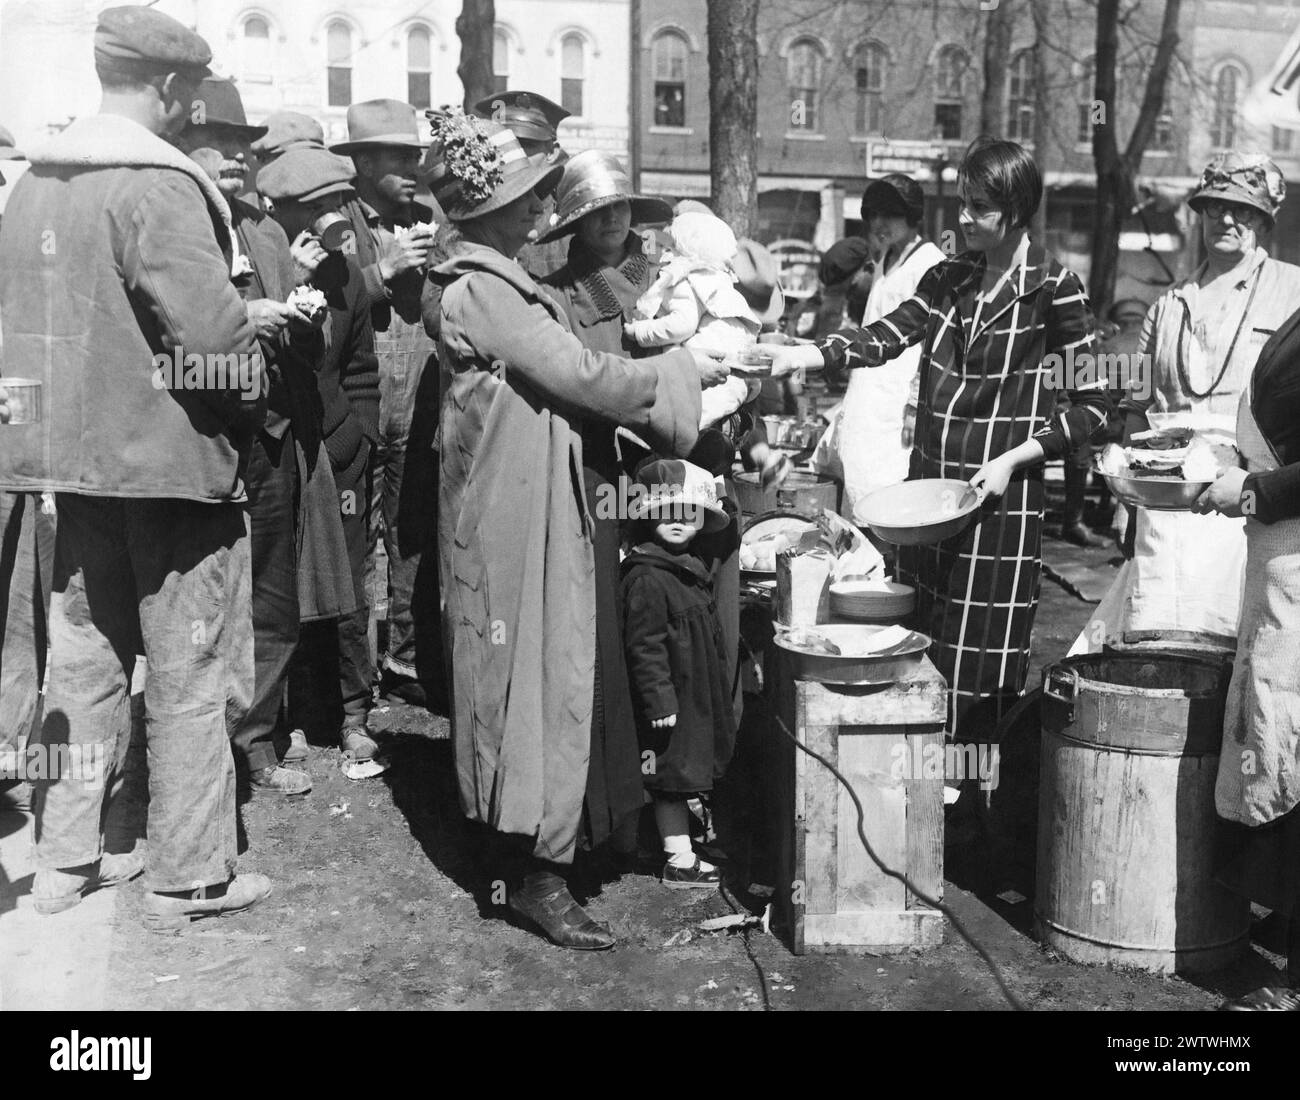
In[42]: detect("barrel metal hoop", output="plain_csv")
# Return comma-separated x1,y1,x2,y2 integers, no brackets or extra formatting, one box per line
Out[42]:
1035,917,1250,955
1047,727,1221,758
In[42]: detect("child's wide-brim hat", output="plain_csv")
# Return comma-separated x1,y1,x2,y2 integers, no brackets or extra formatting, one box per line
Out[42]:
538,150,673,243
422,111,563,223
629,458,730,533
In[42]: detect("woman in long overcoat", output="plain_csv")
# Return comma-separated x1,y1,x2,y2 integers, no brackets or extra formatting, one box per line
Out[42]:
425,112,714,949
771,138,1111,744
537,152,678,855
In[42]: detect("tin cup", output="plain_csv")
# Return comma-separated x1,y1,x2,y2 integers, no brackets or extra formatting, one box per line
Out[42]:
1,378,42,424
311,211,354,252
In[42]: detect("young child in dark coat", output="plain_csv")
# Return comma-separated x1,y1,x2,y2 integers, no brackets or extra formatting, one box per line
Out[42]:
622,459,737,888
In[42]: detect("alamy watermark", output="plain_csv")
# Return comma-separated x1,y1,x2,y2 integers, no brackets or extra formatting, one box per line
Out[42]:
151,345,265,402
0,742,105,790
1041,345,1153,403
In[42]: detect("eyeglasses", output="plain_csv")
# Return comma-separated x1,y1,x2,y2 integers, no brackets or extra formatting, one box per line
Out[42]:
1199,200,1261,224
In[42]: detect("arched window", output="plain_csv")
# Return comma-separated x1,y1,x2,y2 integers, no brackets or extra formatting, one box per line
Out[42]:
327,20,352,107
407,26,432,110
561,33,585,117
852,41,886,135
1007,49,1034,143
1077,56,1096,145
493,28,510,95
652,30,689,128
1211,63,1247,149
242,14,271,82
933,45,968,140
787,38,824,132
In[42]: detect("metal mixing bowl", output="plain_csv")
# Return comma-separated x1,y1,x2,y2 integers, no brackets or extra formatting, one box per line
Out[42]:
1101,473,1212,512
857,478,984,545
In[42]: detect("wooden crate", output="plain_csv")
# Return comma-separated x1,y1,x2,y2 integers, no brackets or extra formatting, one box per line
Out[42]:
771,654,948,954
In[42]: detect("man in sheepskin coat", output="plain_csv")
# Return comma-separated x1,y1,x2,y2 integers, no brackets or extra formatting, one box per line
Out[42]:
0,5,272,930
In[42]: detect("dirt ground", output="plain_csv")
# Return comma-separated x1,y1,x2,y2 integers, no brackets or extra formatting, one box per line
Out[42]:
0,490,1291,1011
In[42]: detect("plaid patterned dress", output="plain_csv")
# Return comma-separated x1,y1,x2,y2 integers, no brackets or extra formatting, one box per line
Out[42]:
823,245,1110,739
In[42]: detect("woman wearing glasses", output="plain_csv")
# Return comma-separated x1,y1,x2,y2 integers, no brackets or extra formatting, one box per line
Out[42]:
1075,153,1300,654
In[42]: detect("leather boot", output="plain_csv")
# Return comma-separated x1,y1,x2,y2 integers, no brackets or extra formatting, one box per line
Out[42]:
1061,458,1108,547
507,871,616,951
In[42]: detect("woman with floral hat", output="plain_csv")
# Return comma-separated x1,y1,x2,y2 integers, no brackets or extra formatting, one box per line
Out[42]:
1073,152,1300,655
424,110,724,949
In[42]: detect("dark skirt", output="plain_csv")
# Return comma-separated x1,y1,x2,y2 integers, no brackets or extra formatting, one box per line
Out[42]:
581,465,644,848
1216,802,1300,917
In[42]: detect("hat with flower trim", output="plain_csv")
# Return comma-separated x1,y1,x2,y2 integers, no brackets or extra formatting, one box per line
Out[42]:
1188,152,1286,223
420,106,563,223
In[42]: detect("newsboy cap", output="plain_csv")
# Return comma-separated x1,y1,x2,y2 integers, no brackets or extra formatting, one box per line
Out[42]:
94,5,213,79
252,112,326,161
257,146,356,204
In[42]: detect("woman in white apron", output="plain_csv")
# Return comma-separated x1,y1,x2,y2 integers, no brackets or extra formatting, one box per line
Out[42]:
830,175,945,523
1196,313,1300,1010
1072,153,1300,655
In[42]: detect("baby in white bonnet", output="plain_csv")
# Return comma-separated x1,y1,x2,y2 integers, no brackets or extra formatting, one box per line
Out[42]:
624,209,759,429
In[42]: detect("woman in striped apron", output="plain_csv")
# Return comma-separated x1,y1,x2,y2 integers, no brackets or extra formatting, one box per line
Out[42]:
771,138,1111,743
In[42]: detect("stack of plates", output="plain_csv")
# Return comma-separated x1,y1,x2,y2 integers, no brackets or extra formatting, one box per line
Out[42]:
829,578,916,622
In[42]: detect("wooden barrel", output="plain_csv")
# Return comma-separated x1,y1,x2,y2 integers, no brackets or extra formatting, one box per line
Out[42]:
734,470,839,520
1034,653,1250,974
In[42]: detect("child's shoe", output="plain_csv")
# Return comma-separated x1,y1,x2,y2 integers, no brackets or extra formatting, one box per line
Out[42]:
662,857,721,890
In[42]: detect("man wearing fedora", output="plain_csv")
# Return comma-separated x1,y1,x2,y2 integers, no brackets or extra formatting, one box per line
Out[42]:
0,4,271,929
258,146,385,766
333,100,442,711
175,78,357,797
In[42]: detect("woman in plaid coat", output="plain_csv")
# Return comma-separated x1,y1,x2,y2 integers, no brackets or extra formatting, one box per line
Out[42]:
774,139,1111,740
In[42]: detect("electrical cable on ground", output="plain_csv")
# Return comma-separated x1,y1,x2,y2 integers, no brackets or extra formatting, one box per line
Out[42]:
771,711,1026,1012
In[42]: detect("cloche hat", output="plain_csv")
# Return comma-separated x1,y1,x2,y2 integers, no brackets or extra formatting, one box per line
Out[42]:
538,150,673,243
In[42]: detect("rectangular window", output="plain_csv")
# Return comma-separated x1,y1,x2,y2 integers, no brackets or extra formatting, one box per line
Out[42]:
328,67,351,107
561,77,582,118
408,73,430,110
1152,113,1174,152
855,69,882,134
934,102,962,141
1274,126,1294,154
654,84,685,127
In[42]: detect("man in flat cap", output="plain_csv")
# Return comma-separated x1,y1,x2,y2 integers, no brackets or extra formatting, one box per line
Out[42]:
332,99,441,711
175,79,354,798
258,147,388,768
0,4,271,929
473,91,571,280
252,111,326,163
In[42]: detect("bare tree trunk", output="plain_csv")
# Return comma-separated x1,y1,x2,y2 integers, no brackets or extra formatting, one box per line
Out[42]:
1088,0,1181,311
979,0,1014,137
707,0,759,237
456,0,495,112
1029,0,1049,243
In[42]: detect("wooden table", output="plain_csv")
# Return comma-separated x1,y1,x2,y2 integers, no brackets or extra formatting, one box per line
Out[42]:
771,653,948,954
